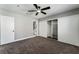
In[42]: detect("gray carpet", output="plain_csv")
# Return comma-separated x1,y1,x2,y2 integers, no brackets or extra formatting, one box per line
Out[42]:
0,36,79,54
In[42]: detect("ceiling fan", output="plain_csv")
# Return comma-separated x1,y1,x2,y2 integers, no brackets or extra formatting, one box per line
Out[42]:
28,4,51,16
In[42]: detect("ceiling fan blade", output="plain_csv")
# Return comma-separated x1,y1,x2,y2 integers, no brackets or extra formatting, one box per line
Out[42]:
28,10,36,12
36,12,39,15
41,11,46,15
33,4,38,9
38,6,41,9
41,6,50,10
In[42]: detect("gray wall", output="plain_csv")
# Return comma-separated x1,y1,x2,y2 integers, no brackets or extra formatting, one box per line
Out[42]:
58,14,79,46
39,20,47,37
39,8,79,46
0,9,35,40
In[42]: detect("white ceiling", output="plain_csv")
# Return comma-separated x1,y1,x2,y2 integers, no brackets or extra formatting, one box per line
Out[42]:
0,4,79,19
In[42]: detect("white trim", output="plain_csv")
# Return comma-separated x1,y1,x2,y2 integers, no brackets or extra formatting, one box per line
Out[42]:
0,35,35,45
15,35,35,42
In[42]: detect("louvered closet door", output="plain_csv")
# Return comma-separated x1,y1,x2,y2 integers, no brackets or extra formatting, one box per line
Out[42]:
1,16,14,44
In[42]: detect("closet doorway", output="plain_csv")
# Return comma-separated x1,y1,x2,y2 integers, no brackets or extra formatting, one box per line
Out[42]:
47,19,58,40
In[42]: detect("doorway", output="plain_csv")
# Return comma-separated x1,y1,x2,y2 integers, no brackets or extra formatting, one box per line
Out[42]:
52,19,58,40
47,19,58,40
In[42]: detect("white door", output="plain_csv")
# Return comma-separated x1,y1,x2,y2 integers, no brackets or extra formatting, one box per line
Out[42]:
1,16,14,44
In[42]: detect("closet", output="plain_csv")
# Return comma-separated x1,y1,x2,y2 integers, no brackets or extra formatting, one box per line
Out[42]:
47,19,58,40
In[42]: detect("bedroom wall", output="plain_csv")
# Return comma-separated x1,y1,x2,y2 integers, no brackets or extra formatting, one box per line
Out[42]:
0,9,35,40
39,8,79,46
58,14,79,46
39,20,48,37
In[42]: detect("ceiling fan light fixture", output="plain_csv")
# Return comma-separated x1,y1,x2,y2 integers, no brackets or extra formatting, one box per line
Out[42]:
37,10,41,13
28,4,51,16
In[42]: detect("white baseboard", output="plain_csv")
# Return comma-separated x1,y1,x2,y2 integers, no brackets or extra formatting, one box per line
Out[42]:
0,35,35,45
15,35,35,42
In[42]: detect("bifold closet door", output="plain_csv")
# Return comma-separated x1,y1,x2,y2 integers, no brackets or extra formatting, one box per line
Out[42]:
1,16,14,44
